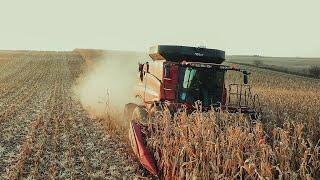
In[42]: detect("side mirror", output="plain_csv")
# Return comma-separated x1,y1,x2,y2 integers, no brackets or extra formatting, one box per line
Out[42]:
244,74,248,84
139,63,144,81
146,62,149,73
138,63,144,72
243,71,248,84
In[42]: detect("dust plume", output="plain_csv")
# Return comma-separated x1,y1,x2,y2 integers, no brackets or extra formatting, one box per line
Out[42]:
74,50,150,118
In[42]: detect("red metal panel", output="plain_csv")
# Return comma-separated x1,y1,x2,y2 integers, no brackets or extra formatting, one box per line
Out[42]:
129,121,158,175
160,64,179,101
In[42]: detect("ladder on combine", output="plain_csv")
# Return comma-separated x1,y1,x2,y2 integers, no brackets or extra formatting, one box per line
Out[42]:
226,84,262,114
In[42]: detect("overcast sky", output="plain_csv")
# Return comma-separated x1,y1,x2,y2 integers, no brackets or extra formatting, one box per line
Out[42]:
0,0,319,57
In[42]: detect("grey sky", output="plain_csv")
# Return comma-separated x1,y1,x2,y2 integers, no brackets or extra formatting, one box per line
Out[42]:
0,0,319,57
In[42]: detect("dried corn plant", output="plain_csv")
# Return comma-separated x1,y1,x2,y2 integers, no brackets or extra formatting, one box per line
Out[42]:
143,67,320,179
145,105,319,179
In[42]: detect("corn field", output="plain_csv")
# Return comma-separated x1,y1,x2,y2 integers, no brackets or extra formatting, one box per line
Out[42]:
145,66,320,179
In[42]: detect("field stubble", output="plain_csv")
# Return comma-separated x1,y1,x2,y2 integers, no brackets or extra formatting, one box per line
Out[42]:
0,52,138,179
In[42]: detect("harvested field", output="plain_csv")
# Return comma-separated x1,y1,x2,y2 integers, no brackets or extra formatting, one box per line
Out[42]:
0,51,138,179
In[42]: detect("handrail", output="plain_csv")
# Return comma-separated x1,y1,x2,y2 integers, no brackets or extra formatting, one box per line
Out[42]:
226,84,261,114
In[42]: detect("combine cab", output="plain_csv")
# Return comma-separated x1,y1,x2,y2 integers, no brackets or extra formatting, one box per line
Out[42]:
124,45,261,175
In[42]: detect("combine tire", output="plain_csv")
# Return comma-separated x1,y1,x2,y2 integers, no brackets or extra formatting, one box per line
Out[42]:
132,106,148,123
149,105,162,118
124,103,138,121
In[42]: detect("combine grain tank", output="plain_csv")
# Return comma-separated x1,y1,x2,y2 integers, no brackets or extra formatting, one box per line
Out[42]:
149,45,225,63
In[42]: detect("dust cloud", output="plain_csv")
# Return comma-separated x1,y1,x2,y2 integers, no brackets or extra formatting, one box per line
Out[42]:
74,50,150,118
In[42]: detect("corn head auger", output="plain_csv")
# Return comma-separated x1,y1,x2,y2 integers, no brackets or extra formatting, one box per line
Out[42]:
124,45,261,175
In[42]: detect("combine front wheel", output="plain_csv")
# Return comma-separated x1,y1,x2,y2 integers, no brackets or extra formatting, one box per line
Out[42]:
132,106,148,123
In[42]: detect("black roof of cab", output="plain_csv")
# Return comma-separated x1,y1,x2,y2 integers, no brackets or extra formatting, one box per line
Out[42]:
149,45,225,64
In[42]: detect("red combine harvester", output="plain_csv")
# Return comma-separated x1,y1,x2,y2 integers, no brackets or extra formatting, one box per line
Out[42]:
124,45,261,175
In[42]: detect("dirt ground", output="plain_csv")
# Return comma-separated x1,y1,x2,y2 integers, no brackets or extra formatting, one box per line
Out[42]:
0,51,139,179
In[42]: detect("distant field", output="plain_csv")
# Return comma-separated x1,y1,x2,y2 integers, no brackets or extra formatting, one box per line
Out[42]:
227,55,320,77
